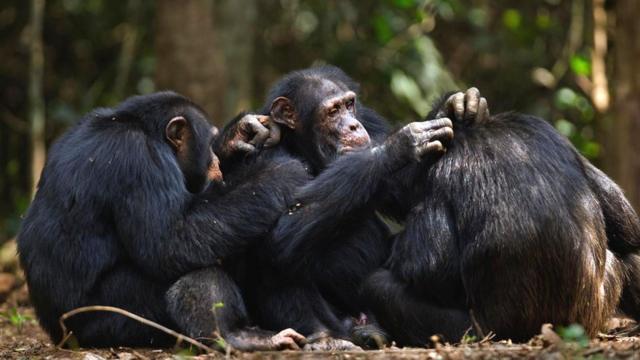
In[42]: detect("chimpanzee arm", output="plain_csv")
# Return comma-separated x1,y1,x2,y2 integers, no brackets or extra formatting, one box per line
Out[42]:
114,152,306,280
270,119,453,271
386,198,463,298
377,88,491,222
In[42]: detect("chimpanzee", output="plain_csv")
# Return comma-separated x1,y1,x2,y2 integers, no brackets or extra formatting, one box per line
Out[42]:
216,66,460,350
17,92,306,350
359,91,640,345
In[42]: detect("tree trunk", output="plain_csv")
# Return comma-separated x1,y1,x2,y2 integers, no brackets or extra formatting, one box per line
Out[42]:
605,0,640,209
28,0,45,197
155,0,225,126
214,0,257,122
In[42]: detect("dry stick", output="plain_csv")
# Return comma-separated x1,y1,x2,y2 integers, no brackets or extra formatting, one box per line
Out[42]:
57,305,215,353
469,309,486,340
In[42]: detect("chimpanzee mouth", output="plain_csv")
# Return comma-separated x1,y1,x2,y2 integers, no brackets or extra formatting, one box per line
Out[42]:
338,144,370,155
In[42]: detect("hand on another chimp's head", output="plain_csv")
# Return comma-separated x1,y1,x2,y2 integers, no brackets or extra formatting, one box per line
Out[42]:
435,87,490,124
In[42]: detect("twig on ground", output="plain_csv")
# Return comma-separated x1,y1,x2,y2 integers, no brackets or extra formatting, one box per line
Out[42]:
479,331,496,344
131,349,151,360
57,305,215,353
469,309,486,339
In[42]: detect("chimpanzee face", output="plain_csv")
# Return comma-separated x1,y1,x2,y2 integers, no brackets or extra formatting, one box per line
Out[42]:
314,88,371,157
165,109,222,193
270,78,371,167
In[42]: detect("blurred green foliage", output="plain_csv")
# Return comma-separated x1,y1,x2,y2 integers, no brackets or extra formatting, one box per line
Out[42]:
557,323,589,348
0,0,603,241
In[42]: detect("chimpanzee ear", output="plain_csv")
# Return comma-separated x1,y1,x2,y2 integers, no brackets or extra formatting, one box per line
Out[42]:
270,97,297,130
166,116,188,151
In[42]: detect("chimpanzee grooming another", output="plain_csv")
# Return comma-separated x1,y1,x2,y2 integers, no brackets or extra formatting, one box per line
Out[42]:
216,66,462,350
361,91,640,345
17,92,306,350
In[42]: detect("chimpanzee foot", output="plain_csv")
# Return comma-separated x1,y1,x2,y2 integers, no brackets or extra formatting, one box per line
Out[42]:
270,328,306,350
225,328,306,351
351,324,389,349
302,332,363,351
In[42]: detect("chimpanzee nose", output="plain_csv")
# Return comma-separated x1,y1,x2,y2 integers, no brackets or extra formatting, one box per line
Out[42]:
341,116,371,148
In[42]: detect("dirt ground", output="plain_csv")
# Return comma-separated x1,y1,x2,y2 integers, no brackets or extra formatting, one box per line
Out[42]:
2,303,640,360
2,244,640,360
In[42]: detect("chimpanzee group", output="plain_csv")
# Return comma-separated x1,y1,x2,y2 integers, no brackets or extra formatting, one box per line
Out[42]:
17,65,640,351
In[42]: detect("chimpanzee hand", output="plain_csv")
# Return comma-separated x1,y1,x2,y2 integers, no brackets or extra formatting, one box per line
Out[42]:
435,87,490,124
379,118,453,167
219,114,282,159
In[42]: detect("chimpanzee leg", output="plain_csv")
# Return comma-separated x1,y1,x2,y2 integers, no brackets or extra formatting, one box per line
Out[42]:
618,253,640,319
55,265,177,348
363,269,471,346
166,267,302,351
583,160,640,319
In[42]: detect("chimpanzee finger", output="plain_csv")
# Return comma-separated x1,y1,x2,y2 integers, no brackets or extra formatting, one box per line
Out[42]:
257,115,270,125
464,87,480,121
451,92,465,121
245,119,270,147
428,126,454,143
478,97,489,123
420,140,444,156
264,121,281,148
418,117,453,131
435,92,462,119
232,140,256,154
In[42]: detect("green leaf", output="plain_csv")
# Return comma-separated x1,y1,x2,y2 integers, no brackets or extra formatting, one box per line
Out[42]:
215,337,227,350
502,9,521,30
570,55,591,76
555,119,575,137
468,8,488,28
558,323,589,348
373,15,393,44
555,88,577,109
536,13,551,29
390,70,431,116
393,0,414,9
581,141,600,159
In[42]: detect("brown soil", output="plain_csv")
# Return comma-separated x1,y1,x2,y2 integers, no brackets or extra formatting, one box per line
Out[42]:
2,304,640,360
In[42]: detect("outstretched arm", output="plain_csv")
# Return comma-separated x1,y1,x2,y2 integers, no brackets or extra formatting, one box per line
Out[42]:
378,87,491,221
269,119,453,271
115,155,307,280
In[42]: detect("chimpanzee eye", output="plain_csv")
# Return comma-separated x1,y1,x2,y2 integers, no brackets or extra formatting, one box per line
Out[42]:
328,107,339,117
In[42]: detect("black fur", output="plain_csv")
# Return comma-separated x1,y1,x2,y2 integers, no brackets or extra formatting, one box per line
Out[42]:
18,92,305,348
363,104,640,344
218,66,399,345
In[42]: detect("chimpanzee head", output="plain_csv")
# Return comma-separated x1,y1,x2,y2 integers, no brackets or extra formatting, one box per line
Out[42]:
263,66,371,171
164,110,222,193
118,91,222,193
